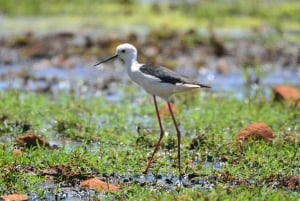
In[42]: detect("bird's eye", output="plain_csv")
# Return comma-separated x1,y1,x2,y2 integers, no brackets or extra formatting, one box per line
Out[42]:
121,49,126,53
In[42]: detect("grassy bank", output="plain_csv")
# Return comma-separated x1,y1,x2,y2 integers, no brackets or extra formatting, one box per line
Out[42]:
0,89,299,200
0,0,299,31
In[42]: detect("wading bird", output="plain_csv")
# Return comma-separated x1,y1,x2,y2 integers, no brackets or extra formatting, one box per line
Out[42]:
94,43,210,178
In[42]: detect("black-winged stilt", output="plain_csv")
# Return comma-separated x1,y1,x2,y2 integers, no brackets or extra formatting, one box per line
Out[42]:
94,43,210,178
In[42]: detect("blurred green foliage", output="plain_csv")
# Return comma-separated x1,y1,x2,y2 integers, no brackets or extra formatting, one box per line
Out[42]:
0,0,299,33
0,0,136,15
0,0,299,21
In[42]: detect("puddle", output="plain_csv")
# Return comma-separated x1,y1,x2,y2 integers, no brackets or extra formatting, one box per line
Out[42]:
202,67,300,99
48,133,101,153
24,169,296,200
30,186,96,201
26,172,212,200
203,157,225,171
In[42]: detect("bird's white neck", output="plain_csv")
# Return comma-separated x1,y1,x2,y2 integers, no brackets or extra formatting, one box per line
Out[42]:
124,56,139,73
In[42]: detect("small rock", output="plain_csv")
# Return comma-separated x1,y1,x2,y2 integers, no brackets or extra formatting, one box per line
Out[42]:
287,175,300,190
32,59,52,70
51,55,66,68
284,133,300,145
51,55,78,69
273,85,300,106
21,41,44,58
216,59,230,74
80,178,120,192
12,148,23,156
16,132,50,148
236,122,274,143
1,194,28,201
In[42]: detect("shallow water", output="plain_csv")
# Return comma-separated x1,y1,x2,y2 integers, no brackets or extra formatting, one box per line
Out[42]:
0,62,299,100
207,68,300,99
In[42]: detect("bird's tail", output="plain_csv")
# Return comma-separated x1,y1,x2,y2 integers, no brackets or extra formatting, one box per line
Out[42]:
182,80,211,89
198,83,211,88
188,80,211,88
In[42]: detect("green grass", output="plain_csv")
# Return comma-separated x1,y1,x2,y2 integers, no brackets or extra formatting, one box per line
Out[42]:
0,0,299,33
0,88,299,200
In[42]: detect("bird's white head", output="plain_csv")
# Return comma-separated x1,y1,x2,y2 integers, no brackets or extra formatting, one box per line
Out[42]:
94,43,138,67
116,43,137,63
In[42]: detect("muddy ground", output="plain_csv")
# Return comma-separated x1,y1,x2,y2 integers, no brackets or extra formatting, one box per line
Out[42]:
0,28,299,97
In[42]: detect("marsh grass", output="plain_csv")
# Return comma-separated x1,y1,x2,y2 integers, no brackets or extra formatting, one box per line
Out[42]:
0,88,299,199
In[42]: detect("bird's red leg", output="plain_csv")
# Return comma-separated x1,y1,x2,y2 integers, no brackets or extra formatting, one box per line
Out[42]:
167,101,182,177
143,95,164,174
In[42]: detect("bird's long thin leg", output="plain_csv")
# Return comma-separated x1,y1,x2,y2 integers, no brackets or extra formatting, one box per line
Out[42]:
167,101,182,177
143,95,164,174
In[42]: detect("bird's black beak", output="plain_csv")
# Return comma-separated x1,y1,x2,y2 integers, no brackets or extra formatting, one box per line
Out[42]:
94,54,118,66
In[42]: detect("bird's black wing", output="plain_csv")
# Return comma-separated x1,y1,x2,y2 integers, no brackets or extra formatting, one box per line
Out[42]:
140,64,211,88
